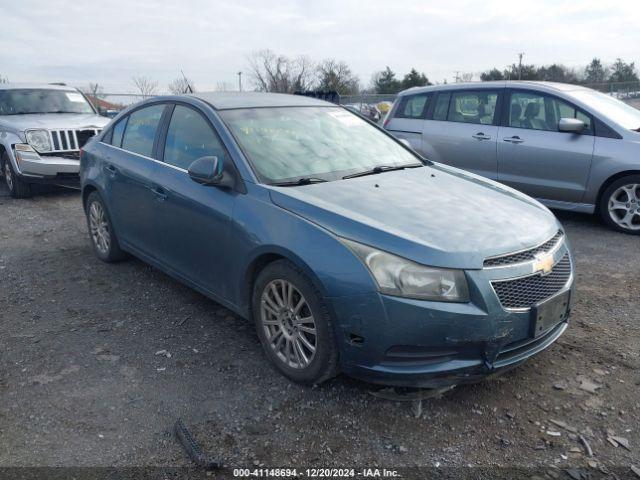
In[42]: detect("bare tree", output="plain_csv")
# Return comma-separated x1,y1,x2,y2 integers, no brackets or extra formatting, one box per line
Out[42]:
247,50,315,93
131,76,158,99
87,82,104,99
316,59,360,95
459,72,474,82
168,77,195,94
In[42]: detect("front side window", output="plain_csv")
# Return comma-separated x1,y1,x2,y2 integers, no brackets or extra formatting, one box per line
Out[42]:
448,91,498,125
220,107,421,183
509,91,592,133
0,89,94,115
164,105,226,170
121,104,165,157
394,94,430,119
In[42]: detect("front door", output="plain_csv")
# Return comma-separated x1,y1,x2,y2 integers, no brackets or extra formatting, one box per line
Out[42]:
151,104,237,299
497,90,595,203
421,90,500,179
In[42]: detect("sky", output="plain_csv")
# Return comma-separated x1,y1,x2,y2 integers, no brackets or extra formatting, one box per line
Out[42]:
1,0,639,95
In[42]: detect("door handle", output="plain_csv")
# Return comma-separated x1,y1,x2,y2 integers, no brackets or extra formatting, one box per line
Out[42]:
472,132,492,140
503,136,524,144
149,185,167,201
103,164,118,175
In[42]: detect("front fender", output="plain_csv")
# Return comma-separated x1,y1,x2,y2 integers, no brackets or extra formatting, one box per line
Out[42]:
231,184,378,317
0,130,25,172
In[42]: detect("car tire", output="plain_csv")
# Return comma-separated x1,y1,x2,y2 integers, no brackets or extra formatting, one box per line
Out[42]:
85,191,128,262
252,259,340,385
2,152,32,199
599,175,640,235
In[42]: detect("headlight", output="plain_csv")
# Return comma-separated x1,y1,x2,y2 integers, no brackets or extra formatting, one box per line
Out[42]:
341,238,470,302
25,130,52,153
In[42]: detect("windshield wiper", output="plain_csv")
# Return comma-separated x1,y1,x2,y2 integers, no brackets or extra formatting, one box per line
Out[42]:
271,177,329,187
342,163,423,179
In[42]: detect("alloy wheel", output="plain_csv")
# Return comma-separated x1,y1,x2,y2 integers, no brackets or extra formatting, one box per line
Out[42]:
4,162,13,192
608,183,640,231
89,201,111,254
260,279,317,369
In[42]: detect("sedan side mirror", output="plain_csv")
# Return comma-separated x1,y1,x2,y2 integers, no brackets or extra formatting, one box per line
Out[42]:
558,118,586,134
188,156,223,185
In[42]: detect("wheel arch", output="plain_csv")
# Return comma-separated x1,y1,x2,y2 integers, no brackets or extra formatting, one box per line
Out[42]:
241,247,332,319
81,183,99,210
597,170,640,208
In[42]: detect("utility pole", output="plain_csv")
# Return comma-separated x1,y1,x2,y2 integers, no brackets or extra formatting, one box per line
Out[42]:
517,52,525,80
237,71,243,92
453,71,461,83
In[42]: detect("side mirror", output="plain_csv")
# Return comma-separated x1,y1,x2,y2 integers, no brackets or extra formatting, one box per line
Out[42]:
188,156,223,185
558,118,586,134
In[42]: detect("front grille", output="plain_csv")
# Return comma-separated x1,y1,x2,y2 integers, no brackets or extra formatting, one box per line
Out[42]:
484,231,564,268
491,254,571,310
49,128,102,153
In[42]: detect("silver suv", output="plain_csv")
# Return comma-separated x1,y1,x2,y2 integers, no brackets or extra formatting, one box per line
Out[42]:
0,84,110,198
384,81,640,234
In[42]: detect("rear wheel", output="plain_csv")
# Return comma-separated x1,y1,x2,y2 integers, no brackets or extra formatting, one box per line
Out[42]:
85,191,128,262
2,153,31,199
599,175,640,235
252,260,339,385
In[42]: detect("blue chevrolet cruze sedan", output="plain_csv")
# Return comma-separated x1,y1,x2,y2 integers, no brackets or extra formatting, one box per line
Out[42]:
80,92,574,387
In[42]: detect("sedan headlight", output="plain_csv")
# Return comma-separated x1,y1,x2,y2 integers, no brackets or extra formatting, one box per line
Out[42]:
25,130,52,153
341,238,469,302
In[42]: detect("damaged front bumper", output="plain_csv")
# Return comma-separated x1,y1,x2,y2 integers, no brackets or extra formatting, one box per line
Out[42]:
330,254,573,388
13,144,80,186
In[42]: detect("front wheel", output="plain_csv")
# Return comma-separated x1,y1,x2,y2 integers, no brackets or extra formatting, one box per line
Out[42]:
2,153,31,199
252,260,339,385
599,175,640,235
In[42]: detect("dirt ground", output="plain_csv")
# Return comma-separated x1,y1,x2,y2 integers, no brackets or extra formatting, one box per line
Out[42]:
0,183,638,478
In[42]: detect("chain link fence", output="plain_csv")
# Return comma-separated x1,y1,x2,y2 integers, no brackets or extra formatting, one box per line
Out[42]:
94,81,640,112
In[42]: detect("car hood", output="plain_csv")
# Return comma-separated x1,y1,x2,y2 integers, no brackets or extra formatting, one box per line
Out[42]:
1,113,110,132
269,164,560,269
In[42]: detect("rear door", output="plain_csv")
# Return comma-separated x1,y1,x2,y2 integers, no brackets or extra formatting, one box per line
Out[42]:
420,89,501,179
150,103,237,299
102,103,167,258
497,89,595,203
384,92,431,153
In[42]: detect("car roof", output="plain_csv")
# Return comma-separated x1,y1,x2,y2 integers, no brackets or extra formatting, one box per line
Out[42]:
0,83,78,92
189,91,333,110
397,81,594,96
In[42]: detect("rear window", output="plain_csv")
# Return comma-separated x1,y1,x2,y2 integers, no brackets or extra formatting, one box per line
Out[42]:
394,94,430,119
432,93,451,121
121,104,165,158
110,117,127,147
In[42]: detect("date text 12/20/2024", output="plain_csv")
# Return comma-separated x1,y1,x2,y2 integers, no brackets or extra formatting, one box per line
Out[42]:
233,468,400,477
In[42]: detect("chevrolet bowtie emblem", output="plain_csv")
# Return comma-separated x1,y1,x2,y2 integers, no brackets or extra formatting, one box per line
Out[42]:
533,253,554,275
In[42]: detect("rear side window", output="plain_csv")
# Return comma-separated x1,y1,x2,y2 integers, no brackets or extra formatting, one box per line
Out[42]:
110,117,127,147
121,104,165,157
163,105,227,170
394,94,430,119
432,93,451,121
448,91,498,125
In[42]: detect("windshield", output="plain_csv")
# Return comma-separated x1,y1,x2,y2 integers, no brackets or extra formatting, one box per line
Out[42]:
219,106,422,183
0,89,94,115
570,89,640,131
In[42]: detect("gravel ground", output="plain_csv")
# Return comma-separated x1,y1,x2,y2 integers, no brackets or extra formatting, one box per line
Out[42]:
0,183,638,478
